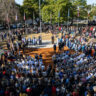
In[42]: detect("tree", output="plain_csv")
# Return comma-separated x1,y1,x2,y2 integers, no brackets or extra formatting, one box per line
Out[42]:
42,0,73,23
72,0,87,19
21,0,88,24
89,5,96,20
23,0,39,19
0,0,19,23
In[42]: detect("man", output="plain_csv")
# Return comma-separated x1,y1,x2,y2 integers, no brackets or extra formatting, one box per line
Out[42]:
7,42,10,50
18,33,22,41
59,43,62,51
28,37,31,45
53,44,56,53
51,35,54,44
38,36,42,45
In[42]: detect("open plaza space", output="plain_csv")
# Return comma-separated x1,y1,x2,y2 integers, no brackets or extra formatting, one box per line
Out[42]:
0,0,96,96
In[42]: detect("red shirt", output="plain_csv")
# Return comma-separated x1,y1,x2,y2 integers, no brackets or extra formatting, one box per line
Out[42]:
5,91,10,96
3,71,6,75
72,92,79,96
52,86,56,93
26,88,31,93
59,27,61,31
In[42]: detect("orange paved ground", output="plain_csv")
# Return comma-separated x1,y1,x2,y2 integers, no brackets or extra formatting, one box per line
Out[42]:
24,46,69,69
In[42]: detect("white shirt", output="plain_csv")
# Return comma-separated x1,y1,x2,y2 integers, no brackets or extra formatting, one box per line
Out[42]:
41,65,45,70
22,60,25,65
42,71,46,76
28,38,31,42
39,61,43,65
35,61,38,66
32,70,36,75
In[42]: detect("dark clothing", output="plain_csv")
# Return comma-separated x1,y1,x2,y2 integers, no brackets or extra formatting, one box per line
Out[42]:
53,44,56,52
52,36,54,44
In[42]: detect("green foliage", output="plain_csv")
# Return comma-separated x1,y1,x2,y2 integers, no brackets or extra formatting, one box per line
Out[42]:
23,0,39,19
22,0,91,23
89,5,96,20
42,0,72,23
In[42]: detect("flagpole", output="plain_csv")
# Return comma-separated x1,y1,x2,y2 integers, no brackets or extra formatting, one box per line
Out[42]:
8,21,10,34
67,9,69,33
87,10,90,27
77,17,78,32
58,11,60,28
25,20,26,35
39,0,42,33
25,18,27,35
24,13,26,35
7,14,10,34
33,12,34,24
67,21,68,33
42,10,43,22
15,13,18,33
50,13,51,24
77,6,79,32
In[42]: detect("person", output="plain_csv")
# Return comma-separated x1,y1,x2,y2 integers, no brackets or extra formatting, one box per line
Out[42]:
35,54,38,60
39,54,42,59
53,43,56,53
33,37,35,45
18,33,22,41
38,36,42,45
51,35,54,44
0,26,96,96
7,42,10,50
28,37,31,45
59,43,61,51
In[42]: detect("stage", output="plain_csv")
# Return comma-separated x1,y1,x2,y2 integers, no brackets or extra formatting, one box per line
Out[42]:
27,40,56,49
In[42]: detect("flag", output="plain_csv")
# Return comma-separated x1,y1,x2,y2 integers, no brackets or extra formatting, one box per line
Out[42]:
77,6,79,17
15,13,18,21
68,9,70,18
88,11,90,17
24,13,26,21
6,14,9,23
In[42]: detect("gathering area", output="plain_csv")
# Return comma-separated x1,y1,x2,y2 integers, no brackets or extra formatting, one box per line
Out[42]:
0,25,96,96
0,0,96,96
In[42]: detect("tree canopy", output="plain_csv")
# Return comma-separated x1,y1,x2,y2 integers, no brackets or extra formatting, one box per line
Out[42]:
1,0,96,24
22,0,90,24
0,0,19,23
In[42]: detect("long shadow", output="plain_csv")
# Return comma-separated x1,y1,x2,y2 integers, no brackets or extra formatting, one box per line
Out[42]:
24,48,55,68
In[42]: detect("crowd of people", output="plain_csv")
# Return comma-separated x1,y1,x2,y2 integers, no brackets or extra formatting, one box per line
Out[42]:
0,25,96,96
52,51,96,96
55,26,96,57
26,36,42,45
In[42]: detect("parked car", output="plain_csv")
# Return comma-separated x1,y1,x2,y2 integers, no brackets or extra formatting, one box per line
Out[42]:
10,24,17,29
17,23,23,28
0,25,5,30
